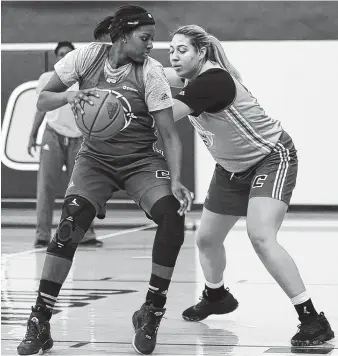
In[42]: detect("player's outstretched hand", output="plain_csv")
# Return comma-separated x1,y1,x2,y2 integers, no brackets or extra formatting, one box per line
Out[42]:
66,90,100,119
171,180,194,216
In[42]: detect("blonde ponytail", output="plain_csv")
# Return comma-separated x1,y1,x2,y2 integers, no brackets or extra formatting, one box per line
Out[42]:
208,35,242,83
171,25,243,83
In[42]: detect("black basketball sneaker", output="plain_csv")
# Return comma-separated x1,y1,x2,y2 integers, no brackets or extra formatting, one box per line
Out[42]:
17,305,53,355
182,288,238,321
132,301,165,355
291,312,335,346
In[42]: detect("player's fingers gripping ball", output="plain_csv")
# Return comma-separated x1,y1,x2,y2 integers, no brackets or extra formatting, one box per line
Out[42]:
75,90,127,140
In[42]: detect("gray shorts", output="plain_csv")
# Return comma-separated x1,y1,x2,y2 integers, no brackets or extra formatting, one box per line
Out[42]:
205,130,298,216
65,153,172,218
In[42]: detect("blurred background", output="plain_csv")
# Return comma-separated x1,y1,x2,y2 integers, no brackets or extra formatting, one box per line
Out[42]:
2,0,338,210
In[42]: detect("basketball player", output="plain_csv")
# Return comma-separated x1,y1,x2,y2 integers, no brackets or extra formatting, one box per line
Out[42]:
17,6,193,356
164,25,334,346
29,41,100,248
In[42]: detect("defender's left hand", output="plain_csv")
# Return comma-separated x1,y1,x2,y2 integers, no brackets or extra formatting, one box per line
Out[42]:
171,181,194,216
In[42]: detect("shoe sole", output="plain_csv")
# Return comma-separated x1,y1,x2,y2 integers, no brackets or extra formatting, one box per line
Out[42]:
132,334,147,355
131,313,143,355
291,331,335,346
131,313,156,355
17,339,53,355
132,312,138,331
17,344,52,355
182,300,239,322
40,338,53,355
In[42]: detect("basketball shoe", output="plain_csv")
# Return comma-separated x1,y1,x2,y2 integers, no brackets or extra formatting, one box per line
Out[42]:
132,301,165,355
182,288,238,321
291,312,335,346
17,305,53,355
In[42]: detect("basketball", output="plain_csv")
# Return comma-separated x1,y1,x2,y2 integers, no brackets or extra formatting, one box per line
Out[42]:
75,90,126,140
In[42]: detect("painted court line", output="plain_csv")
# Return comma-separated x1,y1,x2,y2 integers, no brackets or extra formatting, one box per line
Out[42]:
2,223,156,259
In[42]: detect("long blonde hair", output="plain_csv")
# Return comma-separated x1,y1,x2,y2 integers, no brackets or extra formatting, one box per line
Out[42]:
171,25,242,83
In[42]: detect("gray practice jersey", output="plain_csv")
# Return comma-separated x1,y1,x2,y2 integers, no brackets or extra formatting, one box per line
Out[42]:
175,68,283,173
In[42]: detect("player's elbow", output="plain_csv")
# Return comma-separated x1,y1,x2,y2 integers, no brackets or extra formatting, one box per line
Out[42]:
36,92,46,111
36,91,55,112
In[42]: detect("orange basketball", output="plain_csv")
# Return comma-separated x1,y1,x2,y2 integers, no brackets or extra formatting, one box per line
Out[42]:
75,90,126,140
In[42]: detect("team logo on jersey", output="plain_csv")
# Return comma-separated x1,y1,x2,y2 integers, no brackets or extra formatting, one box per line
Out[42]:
189,116,214,148
199,131,215,148
156,170,170,179
152,130,164,156
122,85,138,93
109,90,138,130
160,93,170,100
252,174,267,188
106,102,119,120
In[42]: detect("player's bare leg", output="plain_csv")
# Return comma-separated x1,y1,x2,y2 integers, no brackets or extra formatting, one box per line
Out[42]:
182,208,239,321
247,197,334,346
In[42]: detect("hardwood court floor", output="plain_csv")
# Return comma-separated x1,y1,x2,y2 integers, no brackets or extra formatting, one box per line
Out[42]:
1,212,337,355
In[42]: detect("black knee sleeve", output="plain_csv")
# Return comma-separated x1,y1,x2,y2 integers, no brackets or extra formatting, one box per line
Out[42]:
150,195,185,266
47,195,96,259
151,195,181,223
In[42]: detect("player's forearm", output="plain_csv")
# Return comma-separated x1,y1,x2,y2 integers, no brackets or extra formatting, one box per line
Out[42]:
37,91,69,112
162,132,182,182
30,111,46,138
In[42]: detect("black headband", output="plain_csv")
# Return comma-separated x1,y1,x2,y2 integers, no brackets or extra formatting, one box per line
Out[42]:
120,12,155,30
106,12,155,41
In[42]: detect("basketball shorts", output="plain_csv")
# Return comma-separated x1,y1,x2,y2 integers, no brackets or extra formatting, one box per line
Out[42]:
205,130,298,216
65,153,172,218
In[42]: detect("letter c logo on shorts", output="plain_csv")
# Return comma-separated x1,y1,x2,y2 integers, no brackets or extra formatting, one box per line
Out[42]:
252,174,267,188
156,170,170,179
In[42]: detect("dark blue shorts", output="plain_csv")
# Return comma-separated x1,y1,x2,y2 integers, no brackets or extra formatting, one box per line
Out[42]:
65,152,172,218
204,130,298,216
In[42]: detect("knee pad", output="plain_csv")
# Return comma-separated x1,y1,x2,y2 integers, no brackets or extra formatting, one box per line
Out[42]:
51,195,96,249
150,195,180,223
150,195,185,247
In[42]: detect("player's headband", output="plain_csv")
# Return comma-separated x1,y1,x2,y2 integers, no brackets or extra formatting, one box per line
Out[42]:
109,12,155,32
124,13,155,28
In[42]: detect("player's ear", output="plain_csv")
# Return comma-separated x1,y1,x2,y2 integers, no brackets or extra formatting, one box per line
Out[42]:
198,47,207,60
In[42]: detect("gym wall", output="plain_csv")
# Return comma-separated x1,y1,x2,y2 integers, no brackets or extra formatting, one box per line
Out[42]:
2,1,338,206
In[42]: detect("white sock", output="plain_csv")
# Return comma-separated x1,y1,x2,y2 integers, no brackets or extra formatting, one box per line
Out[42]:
205,279,225,289
290,290,310,305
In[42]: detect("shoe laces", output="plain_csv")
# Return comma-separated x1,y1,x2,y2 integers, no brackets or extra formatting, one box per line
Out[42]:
141,308,164,338
200,289,210,301
24,317,41,341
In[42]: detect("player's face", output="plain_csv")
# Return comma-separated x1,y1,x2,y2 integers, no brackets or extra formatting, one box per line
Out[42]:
169,34,201,79
125,25,155,63
55,46,73,62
